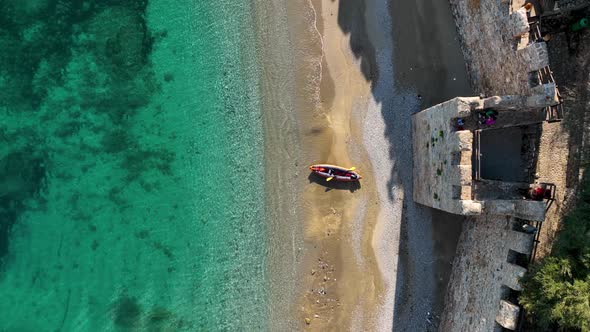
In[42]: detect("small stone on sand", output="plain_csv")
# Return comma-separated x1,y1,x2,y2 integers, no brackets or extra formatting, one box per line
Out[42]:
305,317,311,325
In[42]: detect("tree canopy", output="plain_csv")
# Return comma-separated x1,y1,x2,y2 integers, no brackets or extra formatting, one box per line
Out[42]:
520,176,590,331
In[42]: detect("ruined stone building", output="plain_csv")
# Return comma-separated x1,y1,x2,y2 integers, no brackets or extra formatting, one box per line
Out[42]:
415,0,590,329
412,85,559,331
411,33,562,332
412,87,558,222
408,0,580,329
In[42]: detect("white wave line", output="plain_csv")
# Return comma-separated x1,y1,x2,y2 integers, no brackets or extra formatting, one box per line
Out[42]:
307,0,325,103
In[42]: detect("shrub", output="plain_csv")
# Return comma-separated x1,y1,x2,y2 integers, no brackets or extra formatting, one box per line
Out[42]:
520,174,590,331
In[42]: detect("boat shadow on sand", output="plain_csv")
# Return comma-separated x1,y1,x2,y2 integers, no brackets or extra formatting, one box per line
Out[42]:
307,172,361,193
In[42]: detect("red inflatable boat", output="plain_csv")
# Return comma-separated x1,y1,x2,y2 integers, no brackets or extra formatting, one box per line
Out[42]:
309,164,362,182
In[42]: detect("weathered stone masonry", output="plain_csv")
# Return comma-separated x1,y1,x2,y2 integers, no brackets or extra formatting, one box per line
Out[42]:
411,0,570,328
413,89,557,221
419,0,584,330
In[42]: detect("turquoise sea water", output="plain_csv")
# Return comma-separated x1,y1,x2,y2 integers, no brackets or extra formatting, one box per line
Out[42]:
0,1,267,330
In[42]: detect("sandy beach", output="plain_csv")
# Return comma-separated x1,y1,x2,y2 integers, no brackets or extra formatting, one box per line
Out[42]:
254,0,472,330
294,0,383,329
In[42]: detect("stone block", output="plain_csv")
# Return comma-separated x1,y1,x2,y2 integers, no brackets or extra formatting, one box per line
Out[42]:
512,200,546,221
468,98,485,111
483,199,545,220
456,131,473,151
508,8,529,38
456,165,473,185
527,83,559,107
496,300,520,330
460,200,483,215
460,185,472,200
460,151,472,165
517,42,549,72
506,230,534,254
502,263,527,291
483,95,527,110
484,200,516,215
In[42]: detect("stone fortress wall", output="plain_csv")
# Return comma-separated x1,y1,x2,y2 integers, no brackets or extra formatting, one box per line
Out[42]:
413,0,580,330
414,93,553,330
448,0,551,96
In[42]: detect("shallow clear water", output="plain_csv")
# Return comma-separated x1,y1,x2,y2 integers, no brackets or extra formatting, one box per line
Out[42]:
0,1,267,330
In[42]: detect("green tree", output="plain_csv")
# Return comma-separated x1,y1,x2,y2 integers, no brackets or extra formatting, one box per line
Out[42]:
520,176,590,331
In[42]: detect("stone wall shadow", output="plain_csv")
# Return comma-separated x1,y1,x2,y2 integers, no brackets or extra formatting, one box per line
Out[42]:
337,0,379,82
337,0,471,329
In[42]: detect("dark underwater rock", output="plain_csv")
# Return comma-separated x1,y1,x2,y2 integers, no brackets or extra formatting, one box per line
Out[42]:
87,6,151,78
0,150,47,265
113,295,142,328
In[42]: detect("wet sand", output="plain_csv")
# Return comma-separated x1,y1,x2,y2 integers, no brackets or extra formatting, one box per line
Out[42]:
251,0,323,329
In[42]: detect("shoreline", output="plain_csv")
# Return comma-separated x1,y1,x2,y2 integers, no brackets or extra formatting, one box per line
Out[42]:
251,0,323,329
